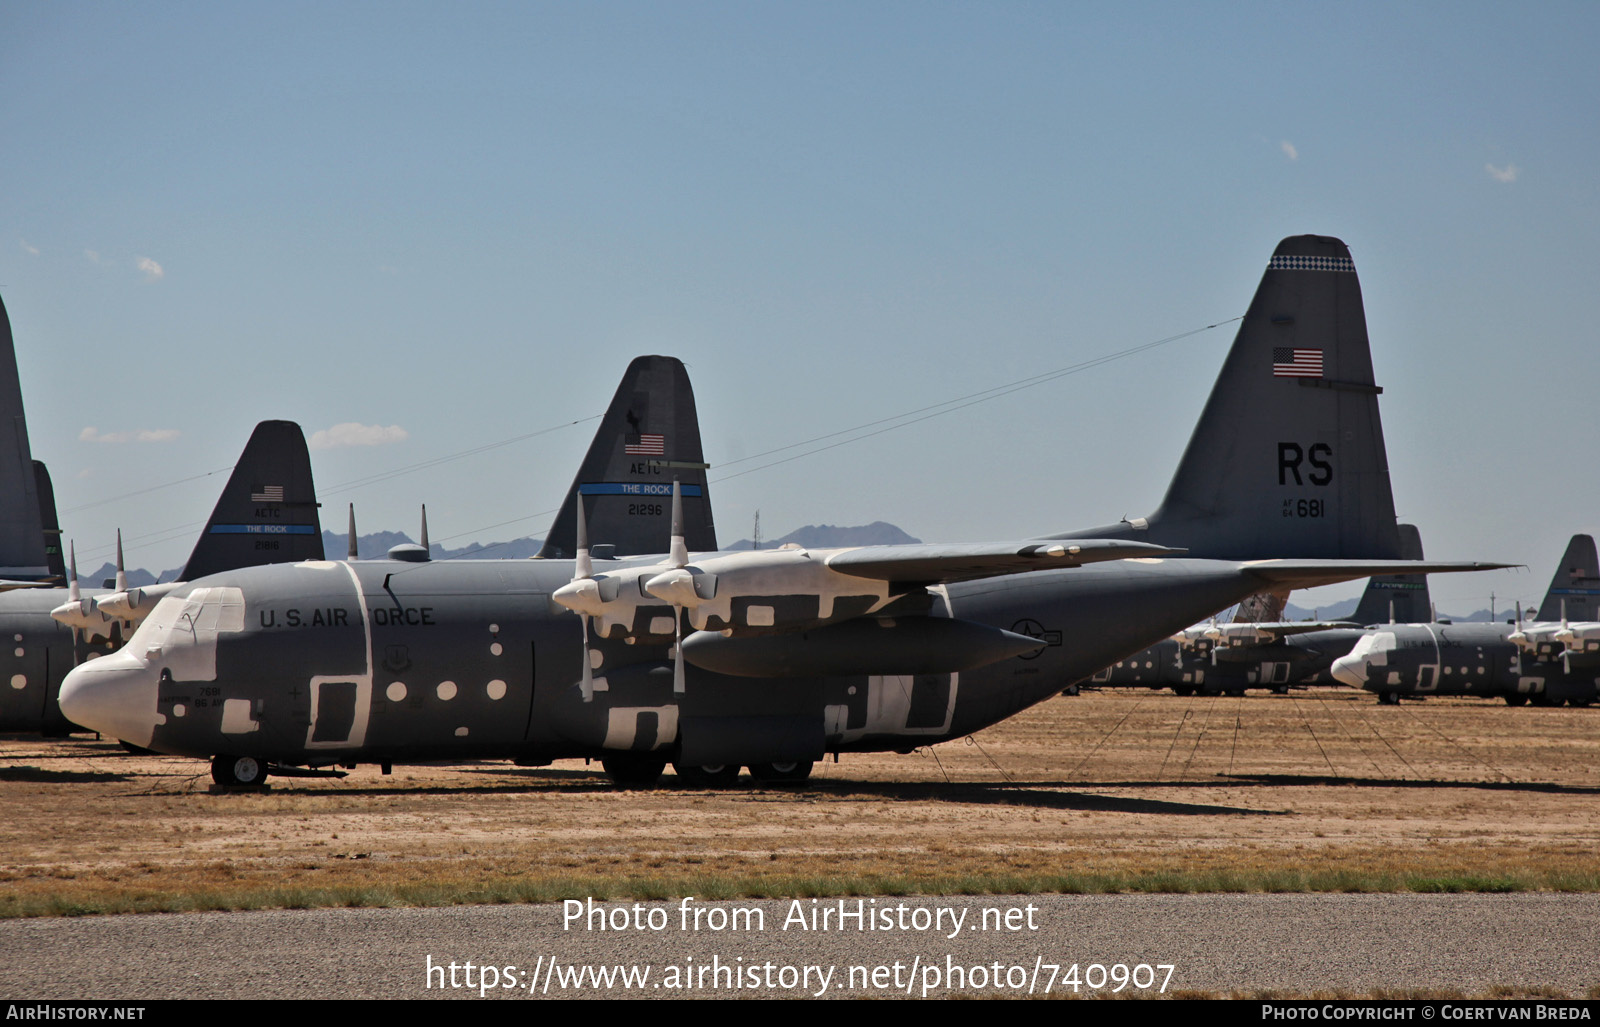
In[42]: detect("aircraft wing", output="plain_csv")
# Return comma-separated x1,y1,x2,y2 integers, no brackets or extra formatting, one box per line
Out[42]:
1187,619,1357,648
1241,559,1516,591
824,539,1182,584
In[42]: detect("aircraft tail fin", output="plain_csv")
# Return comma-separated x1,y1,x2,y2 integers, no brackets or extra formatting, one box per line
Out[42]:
180,420,325,579
1535,534,1600,622
1350,523,1430,624
538,356,717,559
0,294,48,582
1054,235,1401,560
33,462,65,584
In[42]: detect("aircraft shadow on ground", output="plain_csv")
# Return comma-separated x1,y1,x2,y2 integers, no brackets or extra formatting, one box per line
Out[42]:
0,766,133,784
773,779,1283,815
160,767,1278,813
1220,772,1600,796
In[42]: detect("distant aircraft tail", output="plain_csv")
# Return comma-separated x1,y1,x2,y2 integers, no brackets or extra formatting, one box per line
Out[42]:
180,421,325,579
33,462,65,584
1055,235,1402,560
538,356,717,559
0,294,49,582
1350,523,1430,624
1534,534,1600,622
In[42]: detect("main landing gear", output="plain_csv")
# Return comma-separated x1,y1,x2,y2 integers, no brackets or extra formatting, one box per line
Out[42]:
602,758,817,789
211,754,269,787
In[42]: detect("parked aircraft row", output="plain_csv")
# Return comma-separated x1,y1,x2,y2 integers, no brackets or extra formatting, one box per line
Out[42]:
48,234,1514,787
1329,534,1600,705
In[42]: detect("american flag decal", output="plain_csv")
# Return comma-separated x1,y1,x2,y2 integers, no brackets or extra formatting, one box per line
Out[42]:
1272,348,1324,378
624,433,666,456
251,484,285,502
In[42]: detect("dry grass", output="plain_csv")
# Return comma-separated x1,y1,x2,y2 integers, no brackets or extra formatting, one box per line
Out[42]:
4,688,1599,916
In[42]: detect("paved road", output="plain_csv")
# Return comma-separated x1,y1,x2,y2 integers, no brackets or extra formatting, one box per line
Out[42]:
4,893,1597,999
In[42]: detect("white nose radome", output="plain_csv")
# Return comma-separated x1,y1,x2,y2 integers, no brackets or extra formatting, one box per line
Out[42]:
58,651,164,748
1329,653,1369,688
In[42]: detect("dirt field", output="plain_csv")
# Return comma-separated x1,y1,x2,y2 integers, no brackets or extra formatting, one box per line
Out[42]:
3,688,1598,915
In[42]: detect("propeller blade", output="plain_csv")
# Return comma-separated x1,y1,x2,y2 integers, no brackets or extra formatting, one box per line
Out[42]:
347,504,358,561
575,496,594,702
669,479,687,570
114,530,127,593
670,480,686,693
673,607,685,694
580,614,594,703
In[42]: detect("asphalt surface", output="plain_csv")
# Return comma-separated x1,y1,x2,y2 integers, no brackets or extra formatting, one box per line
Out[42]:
4,893,1598,999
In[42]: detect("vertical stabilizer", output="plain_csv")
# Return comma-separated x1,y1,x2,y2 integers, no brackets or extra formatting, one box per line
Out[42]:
1535,534,1600,622
538,356,716,559
1351,523,1430,624
180,421,324,579
1055,236,1401,560
33,462,65,584
0,296,48,582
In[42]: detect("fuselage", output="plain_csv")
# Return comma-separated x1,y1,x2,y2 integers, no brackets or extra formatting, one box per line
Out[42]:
58,554,1285,768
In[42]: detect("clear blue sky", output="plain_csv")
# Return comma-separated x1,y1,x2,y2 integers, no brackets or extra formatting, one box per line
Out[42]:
2,1,1595,613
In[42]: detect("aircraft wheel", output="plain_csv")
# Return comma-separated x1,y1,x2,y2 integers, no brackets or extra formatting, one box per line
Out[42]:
211,754,268,787
1272,685,1291,695
1530,694,1564,708
1569,697,1593,708
749,761,813,785
1377,692,1401,705
1504,695,1528,707
673,763,740,789
1060,683,1081,697
1172,687,1195,697
601,755,666,787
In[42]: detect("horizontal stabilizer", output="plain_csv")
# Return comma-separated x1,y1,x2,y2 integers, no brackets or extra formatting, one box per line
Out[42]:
824,539,1182,584
0,579,52,593
1242,559,1513,592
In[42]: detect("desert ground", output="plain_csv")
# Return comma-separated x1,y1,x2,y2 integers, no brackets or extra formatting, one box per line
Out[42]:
3,687,1598,918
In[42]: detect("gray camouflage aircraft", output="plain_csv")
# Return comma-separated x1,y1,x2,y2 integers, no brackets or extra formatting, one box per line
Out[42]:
1083,524,1433,694
57,235,1506,787
1330,534,1600,705
0,419,325,734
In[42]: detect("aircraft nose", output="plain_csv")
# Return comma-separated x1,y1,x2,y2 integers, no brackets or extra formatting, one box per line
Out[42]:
1329,653,1369,688
58,651,164,747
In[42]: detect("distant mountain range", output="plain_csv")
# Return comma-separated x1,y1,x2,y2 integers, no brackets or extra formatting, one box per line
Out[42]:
78,522,924,586
1280,598,1510,625
723,521,920,551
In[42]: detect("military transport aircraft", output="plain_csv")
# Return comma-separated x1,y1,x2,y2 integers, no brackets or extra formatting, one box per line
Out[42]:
1083,524,1433,694
0,420,325,734
57,235,1507,787
1330,534,1600,705
0,293,327,735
